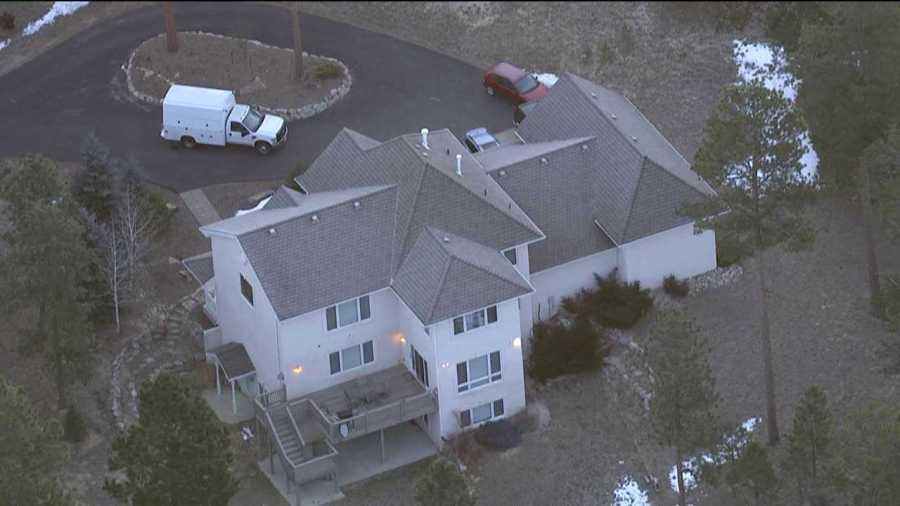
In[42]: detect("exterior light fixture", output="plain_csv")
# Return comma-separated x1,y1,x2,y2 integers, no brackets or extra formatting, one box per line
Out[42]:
441,361,450,368
292,365,303,375
512,337,522,348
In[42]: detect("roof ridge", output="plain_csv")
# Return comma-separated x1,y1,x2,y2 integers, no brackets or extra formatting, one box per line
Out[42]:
233,185,396,237
563,72,646,164
430,226,532,291
423,227,454,322
620,156,651,243
450,251,532,292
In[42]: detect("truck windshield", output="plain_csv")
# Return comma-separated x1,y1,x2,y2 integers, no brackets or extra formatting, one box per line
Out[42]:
243,108,265,132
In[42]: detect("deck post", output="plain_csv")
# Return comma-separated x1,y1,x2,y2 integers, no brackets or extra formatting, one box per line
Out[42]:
231,380,237,415
380,428,385,464
215,362,221,395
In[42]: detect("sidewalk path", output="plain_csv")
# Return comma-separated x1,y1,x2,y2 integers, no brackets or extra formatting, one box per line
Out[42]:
179,189,221,226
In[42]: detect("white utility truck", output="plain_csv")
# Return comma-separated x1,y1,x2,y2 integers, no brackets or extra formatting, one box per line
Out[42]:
160,84,287,155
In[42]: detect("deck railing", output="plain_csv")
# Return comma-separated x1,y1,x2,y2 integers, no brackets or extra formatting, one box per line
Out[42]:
309,389,438,442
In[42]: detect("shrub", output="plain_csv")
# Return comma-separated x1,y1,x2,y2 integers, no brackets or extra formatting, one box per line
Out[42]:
716,234,745,267
142,189,174,236
528,316,609,383
663,274,690,298
314,61,343,80
764,2,830,52
63,408,87,443
0,12,14,31
473,419,522,451
589,269,653,329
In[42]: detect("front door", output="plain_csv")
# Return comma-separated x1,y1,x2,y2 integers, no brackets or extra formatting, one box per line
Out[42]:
228,121,253,146
410,345,429,387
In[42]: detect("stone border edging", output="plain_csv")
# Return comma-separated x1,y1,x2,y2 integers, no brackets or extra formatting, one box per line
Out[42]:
124,31,352,121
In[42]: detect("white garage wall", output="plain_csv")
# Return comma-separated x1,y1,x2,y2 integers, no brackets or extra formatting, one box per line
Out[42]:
618,222,716,289
529,246,619,325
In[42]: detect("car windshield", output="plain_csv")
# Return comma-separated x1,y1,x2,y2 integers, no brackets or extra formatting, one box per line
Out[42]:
514,74,540,94
243,108,265,132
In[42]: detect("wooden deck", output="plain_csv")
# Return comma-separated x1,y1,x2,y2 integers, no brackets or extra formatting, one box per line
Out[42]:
288,365,437,442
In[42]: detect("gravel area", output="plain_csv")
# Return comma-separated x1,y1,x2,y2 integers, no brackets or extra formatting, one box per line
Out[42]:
295,1,761,164
130,31,347,111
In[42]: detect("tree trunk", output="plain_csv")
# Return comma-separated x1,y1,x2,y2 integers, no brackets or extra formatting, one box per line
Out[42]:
291,6,303,81
757,252,780,446
163,2,178,53
675,450,687,506
857,162,884,318
54,337,66,410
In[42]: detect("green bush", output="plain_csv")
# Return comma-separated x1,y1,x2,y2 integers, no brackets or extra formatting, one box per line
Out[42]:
63,408,87,443
0,12,14,31
528,316,609,383
764,2,830,52
314,61,343,80
589,269,653,329
663,274,690,298
143,190,174,236
716,234,745,267
473,419,522,451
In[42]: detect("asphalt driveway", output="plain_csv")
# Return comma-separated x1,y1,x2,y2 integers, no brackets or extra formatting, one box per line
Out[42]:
0,2,513,192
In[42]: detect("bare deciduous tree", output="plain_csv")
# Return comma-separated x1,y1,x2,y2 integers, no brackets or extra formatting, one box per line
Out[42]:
82,209,129,333
117,170,159,294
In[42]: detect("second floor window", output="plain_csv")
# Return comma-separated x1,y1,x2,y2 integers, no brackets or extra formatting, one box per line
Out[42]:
240,274,253,306
326,295,371,331
330,340,375,374
457,351,501,392
453,305,498,335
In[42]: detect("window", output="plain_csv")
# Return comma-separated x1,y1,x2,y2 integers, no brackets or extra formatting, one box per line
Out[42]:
411,345,429,387
503,248,517,265
240,274,253,306
457,351,501,392
452,305,498,335
460,399,505,428
329,341,374,374
230,122,248,135
326,295,371,330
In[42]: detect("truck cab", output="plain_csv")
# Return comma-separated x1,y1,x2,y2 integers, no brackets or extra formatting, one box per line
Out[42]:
161,85,287,155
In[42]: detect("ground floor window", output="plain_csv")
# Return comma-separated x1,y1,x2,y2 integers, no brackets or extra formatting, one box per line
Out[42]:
459,398,504,428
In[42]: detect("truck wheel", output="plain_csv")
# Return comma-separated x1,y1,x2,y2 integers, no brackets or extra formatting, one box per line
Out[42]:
180,136,196,149
255,141,272,155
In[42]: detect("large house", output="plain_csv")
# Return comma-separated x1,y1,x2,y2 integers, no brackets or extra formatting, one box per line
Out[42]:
184,72,717,501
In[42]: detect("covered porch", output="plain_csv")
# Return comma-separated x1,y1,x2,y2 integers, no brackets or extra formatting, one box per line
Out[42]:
334,420,437,486
207,341,256,421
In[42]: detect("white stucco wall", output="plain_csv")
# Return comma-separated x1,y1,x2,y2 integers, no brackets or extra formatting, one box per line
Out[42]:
208,234,281,390
529,246,619,324
278,288,409,400
618,222,717,289
430,299,526,439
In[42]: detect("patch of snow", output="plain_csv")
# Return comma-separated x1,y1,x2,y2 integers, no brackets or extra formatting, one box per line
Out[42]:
612,476,651,506
669,417,760,493
234,196,272,217
733,40,818,182
23,2,90,37
531,72,559,87
0,39,9,52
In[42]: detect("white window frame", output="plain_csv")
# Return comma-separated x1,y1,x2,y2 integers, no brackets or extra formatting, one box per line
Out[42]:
459,398,505,428
325,294,372,331
329,340,375,375
240,274,254,307
452,305,498,335
457,351,502,393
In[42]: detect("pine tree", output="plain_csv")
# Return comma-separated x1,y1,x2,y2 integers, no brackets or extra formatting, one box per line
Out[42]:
1,200,97,409
0,377,73,506
415,457,476,506
648,309,720,506
833,402,900,505
74,132,116,221
726,441,779,506
681,82,815,446
105,374,239,506
786,385,834,503
0,154,66,222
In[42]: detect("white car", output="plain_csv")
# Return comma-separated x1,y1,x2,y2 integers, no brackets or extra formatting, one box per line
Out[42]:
160,84,287,155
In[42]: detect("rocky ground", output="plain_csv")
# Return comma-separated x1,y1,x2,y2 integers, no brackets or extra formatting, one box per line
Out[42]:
130,31,347,111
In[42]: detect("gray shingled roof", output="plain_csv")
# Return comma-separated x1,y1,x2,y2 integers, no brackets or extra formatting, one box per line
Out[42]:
209,342,255,381
183,252,214,286
204,185,399,321
393,227,532,325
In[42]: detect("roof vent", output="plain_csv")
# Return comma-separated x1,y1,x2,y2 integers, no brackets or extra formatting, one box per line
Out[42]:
581,144,589,151
353,201,360,209
590,92,597,99
311,214,319,223
446,148,450,156
268,228,277,235
540,157,548,164
611,113,617,120
421,128,429,150
499,169,507,177
631,136,638,142
483,189,487,197
442,236,450,243
455,154,462,176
